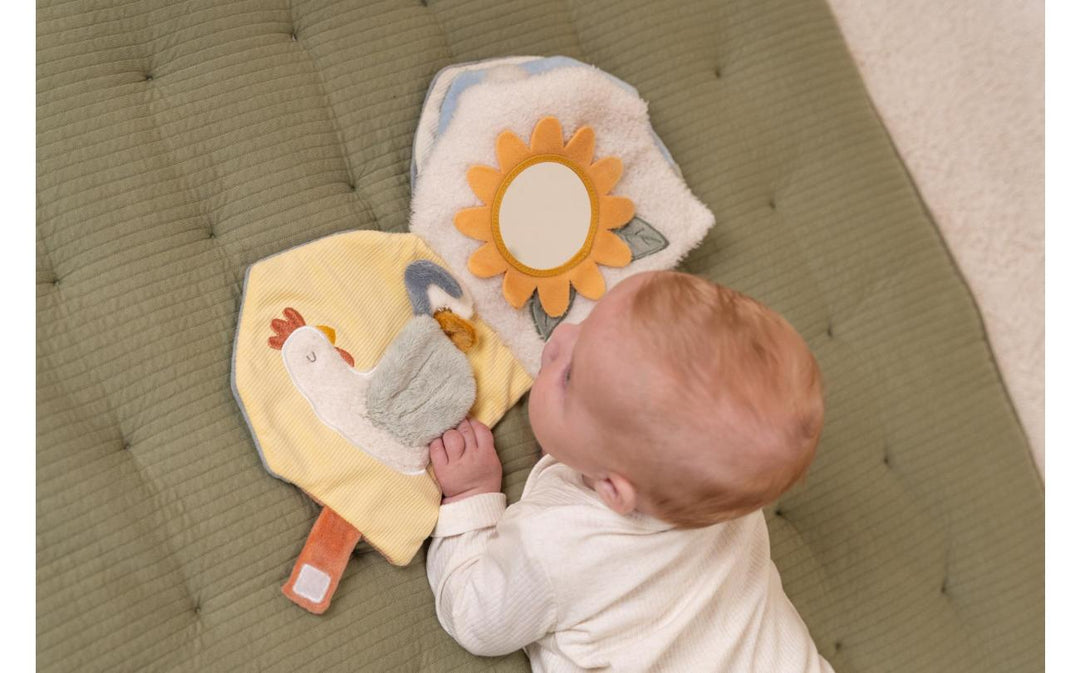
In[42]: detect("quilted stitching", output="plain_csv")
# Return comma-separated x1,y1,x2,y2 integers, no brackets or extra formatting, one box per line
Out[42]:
37,1,1043,672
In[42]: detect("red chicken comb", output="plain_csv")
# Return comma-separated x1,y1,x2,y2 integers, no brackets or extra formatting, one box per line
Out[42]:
268,307,305,350
267,307,356,367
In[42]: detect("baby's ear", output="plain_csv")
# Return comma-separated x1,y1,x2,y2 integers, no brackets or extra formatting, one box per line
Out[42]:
595,473,637,515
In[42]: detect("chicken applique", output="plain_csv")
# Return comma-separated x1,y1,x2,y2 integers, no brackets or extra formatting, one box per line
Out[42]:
265,260,480,613
231,231,534,615
266,261,477,475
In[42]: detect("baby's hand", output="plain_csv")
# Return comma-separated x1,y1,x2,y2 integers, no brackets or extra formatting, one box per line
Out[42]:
429,418,503,504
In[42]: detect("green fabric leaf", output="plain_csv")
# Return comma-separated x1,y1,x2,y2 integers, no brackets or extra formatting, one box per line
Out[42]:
613,216,669,261
529,287,576,340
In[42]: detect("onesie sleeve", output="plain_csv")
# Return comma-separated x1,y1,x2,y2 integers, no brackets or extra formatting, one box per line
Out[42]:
426,494,559,657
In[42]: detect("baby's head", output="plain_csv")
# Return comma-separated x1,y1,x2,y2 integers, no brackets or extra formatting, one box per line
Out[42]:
528,271,824,528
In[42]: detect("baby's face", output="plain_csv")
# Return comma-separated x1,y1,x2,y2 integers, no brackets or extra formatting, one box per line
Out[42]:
527,274,653,479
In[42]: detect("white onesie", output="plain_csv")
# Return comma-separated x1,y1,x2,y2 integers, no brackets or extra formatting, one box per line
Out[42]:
426,454,835,672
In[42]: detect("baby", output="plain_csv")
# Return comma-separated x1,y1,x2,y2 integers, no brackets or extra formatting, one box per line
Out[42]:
426,270,833,672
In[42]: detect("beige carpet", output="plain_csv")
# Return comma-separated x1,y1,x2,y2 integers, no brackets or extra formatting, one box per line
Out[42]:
825,0,1045,475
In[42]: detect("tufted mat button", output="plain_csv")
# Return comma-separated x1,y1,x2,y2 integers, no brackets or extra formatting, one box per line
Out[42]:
834,641,842,653
290,31,297,42
826,323,834,338
714,66,722,79
145,73,154,82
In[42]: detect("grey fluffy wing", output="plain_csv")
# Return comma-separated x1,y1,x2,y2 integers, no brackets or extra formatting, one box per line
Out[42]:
365,316,477,447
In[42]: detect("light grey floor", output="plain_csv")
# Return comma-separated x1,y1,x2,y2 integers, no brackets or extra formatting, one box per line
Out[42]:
826,0,1045,474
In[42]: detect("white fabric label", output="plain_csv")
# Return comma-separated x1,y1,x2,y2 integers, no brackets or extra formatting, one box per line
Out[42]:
294,564,331,603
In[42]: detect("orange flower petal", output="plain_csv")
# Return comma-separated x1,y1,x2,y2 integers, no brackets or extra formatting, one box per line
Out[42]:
502,267,537,308
496,131,531,173
530,116,565,154
454,207,492,241
563,126,596,165
568,258,606,300
467,165,502,204
591,229,633,268
536,275,572,317
589,156,623,195
467,242,509,278
598,196,635,230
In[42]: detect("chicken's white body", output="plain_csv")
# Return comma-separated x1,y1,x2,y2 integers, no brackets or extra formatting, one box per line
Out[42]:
282,326,431,474
281,316,476,475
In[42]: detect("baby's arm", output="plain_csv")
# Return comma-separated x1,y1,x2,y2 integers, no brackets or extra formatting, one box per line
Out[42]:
426,419,557,657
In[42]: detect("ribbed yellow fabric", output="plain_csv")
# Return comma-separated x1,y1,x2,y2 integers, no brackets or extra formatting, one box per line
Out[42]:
233,230,533,565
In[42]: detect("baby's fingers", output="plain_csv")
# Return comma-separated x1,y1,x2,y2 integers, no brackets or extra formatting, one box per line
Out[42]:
468,418,495,451
429,437,448,467
442,429,466,460
457,419,477,451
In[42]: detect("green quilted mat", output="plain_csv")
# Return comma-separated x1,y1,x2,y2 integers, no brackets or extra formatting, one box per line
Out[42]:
37,1,1044,671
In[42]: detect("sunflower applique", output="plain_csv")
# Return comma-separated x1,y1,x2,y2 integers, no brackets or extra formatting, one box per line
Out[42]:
454,116,637,319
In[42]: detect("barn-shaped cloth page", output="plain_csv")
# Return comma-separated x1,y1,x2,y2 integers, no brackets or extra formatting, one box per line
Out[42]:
411,56,717,376
232,230,533,612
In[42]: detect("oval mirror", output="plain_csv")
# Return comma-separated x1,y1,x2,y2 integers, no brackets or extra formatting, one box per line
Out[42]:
494,159,595,272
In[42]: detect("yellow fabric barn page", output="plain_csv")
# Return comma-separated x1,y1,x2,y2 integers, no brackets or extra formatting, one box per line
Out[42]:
233,230,533,565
